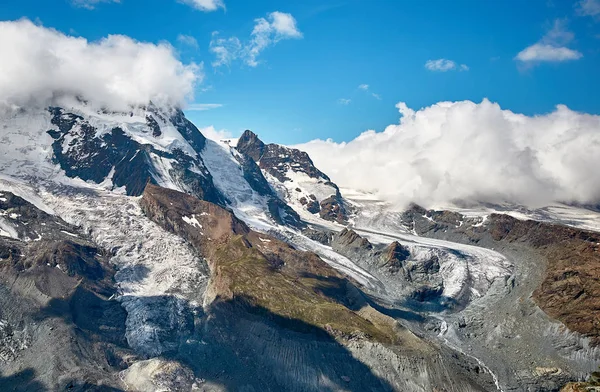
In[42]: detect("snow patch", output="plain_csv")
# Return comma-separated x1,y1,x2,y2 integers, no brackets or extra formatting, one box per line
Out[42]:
182,215,202,229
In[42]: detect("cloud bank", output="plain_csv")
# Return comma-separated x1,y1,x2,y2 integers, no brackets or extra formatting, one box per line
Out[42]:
296,99,600,208
210,11,302,67
198,125,232,141
0,19,201,111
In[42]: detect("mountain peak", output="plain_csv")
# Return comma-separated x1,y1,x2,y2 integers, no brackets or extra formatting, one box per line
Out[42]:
237,130,266,161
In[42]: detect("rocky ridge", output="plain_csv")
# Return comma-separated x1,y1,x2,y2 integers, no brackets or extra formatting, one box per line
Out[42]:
236,130,348,223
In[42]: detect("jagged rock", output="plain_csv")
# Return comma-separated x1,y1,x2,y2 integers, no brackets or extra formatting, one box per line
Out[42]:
236,130,348,223
306,199,321,214
46,106,225,205
335,228,373,251
319,195,347,223
301,227,333,245
380,242,410,274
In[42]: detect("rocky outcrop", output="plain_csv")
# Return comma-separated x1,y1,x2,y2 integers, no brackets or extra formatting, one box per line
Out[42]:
319,195,348,224
237,130,329,182
236,130,349,223
380,241,411,274
301,227,333,245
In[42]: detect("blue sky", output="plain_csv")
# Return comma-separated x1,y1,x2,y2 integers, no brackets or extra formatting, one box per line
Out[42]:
1,0,599,144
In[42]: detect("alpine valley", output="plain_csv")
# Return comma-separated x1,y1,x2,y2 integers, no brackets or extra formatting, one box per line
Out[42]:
0,100,599,392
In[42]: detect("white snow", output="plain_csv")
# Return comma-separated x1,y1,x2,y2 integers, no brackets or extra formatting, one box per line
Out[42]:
0,217,18,239
182,215,202,228
201,139,275,231
30,182,209,355
60,230,79,237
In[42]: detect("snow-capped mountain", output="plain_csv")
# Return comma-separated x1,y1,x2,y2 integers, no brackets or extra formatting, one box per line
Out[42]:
1,101,599,392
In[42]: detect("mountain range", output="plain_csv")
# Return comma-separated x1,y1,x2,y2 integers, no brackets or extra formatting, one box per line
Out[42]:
0,101,599,392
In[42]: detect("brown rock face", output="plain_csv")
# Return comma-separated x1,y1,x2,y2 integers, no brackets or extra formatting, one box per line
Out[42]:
381,242,411,273
319,195,348,224
407,204,600,345
485,214,600,344
335,228,373,251
140,184,397,343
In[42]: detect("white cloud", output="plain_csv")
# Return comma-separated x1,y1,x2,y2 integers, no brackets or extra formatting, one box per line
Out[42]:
177,34,199,49
186,103,223,111
516,44,582,62
70,0,119,9
210,12,302,68
371,93,381,100
516,19,582,64
425,59,456,71
576,0,600,18
179,0,225,12
268,11,303,38
337,98,351,105
198,125,232,141
425,59,469,72
295,99,600,208
209,33,242,67
0,19,201,111
358,84,369,90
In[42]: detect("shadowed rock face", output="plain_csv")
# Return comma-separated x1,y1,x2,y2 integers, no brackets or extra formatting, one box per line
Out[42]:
46,106,225,205
0,192,129,391
233,151,304,228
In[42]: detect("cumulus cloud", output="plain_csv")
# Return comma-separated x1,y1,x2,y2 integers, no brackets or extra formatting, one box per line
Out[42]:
178,0,225,12
198,125,232,141
425,59,469,72
337,98,351,105
70,0,119,9
358,84,369,91
0,19,201,111
516,19,582,64
295,99,600,208
210,12,302,68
